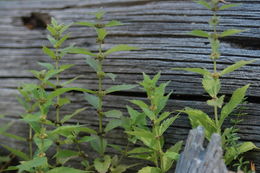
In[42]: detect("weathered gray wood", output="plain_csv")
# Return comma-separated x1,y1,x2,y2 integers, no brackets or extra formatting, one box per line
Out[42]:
175,126,228,173
0,0,259,171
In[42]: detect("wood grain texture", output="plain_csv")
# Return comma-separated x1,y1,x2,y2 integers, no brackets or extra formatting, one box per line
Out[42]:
0,0,260,172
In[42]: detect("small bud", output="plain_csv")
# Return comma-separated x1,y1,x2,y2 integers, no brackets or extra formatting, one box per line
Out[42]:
210,52,220,60
97,53,105,60
150,105,157,111
212,72,220,79
97,71,105,78
40,115,47,122
39,133,48,139
95,23,105,28
38,152,46,157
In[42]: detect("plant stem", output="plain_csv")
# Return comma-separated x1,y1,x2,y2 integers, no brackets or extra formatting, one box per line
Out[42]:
29,127,33,159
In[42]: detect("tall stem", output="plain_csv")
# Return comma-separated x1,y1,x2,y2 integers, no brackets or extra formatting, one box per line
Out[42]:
29,127,33,159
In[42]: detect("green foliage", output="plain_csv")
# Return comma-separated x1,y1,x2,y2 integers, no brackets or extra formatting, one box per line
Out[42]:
173,0,257,170
125,73,182,173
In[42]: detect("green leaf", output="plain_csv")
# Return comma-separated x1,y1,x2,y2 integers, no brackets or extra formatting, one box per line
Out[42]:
166,141,183,154
106,84,136,94
96,28,107,41
181,108,217,139
126,128,155,148
220,29,246,37
55,33,70,48
219,3,240,10
104,119,122,132
68,47,96,56
138,166,161,173
195,0,211,9
94,10,106,20
1,132,26,142
105,44,139,55
34,137,53,152
75,21,95,27
94,155,111,173
156,112,172,124
84,93,99,109
163,151,179,160
104,110,122,118
51,125,96,136
159,116,179,136
47,87,95,100
224,142,257,165
90,136,107,155
38,62,54,70
47,35,57,45
207,95,225,108
47,167,86,173
78,136,97,143
86,57,99,72
106,20,123,27
130,100,149,109
127,147,153,154
61,75,83,87
1,145,29,161
61,107,87,123
189,30,209,38
202,74,221,98
47,25,57,36
106,73,117,81
54,150,79,165
171,67,210,75
220,60,256,76
18,157,48,172
220,84,249,126
42,46,56,59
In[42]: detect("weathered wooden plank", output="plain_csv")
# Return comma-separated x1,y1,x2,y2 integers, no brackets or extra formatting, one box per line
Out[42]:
0,0,259,172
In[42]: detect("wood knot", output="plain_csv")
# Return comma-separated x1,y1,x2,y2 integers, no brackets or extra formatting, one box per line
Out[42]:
21,12,51,30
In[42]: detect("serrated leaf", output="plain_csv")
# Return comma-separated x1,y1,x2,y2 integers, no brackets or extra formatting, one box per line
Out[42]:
47,87,95,100
220,84,249,126
104,119,122,132
195,0,211,9
224,142,256,165
68,47,96,56
138,166,161,173
202,74,221,98
104,110,122,118
84,93,99,109
159,116,178,136
54,150,79,165
96,28,107,41
42,46,56,59
166,141,183,154
106,20,123,27
47,35,57,45
189,30,209,38
47,167,86,173
181,108,217,139
1,132,26,142
171,67,210,75
220,60,256,76
105,44,139,55
207,95,225,108
106,73,117,81
1,145,29,160
127,147,153,154
61,75,83,87
55,34,70,48
90,136,107,155
130,100,149,109
78,136,97,143
47,25,57,36
106,84,136,94
37,62,54,70
86,57,98,71
220,29,246,37
219,3,240,10
94,155,111,173
18,157,48,172
61,107,87,123
75,21,95,27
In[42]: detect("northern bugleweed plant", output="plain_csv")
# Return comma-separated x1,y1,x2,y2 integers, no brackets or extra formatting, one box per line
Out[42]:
63,11,139,172
172,0,257,172
122,73,182,173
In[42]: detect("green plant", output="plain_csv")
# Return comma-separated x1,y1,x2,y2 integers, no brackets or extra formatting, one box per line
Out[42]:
1,18,96,173
122,73,182,173
68,11,139,172
172,0,257,169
